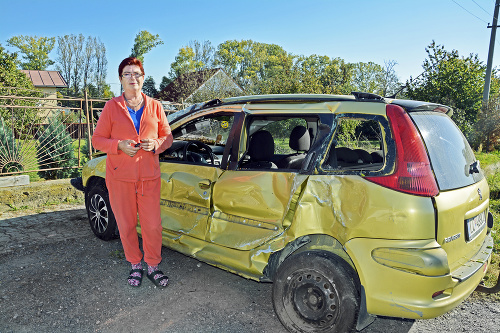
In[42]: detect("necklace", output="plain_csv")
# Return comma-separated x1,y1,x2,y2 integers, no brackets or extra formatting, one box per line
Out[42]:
125,96,143,108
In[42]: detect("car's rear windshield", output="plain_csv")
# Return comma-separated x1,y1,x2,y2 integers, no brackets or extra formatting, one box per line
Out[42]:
410,111,483,191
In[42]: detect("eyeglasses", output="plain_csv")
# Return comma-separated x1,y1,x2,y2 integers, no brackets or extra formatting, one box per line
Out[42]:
121,72,143,79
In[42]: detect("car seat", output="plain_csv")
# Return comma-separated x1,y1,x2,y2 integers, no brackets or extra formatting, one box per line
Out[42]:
241,130,277,169
277,125,311,169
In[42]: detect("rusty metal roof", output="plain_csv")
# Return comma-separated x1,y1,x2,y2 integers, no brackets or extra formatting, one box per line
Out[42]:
21,70,68,88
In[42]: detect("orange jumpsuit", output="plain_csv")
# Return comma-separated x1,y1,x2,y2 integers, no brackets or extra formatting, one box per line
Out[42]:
92,93,173,265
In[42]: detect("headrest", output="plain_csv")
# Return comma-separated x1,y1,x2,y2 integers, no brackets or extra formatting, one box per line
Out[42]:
248,131,274,161
289,126,310,151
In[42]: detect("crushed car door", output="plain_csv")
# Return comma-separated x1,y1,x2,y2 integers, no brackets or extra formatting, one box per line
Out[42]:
208,170,306,250
159,112,239,240
207,115,310,250
160,164,222,240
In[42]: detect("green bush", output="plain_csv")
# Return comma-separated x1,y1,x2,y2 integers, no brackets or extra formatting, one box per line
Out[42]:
36,116,77,179
0,116,23,174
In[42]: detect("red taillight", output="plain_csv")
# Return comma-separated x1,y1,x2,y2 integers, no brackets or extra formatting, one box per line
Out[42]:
365,105,439,197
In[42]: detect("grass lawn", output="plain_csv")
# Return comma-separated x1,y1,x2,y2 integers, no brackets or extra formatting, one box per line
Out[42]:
475,151,500,299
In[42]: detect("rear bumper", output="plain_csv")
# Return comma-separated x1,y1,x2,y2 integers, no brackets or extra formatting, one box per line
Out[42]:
345,235,493,319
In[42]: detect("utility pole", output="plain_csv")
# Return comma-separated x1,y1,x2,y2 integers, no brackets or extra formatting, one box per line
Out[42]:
483,0,500,105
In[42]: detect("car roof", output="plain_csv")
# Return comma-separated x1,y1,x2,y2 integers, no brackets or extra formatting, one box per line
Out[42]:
167,92,453,124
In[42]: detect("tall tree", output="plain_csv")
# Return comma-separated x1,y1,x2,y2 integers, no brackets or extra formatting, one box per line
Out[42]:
405,41,497,135
142,76,158,97
6,35,55,70
0,44,43,137
169,46,204,79
70,34,85,95
168,40,214,79
159,76,171,91
351,62,384,94
94,38,108,97
215,39,293,93
56,34,108,97
56,35,73,91
380,60,400,97
473,95,500,151
130,30,163,64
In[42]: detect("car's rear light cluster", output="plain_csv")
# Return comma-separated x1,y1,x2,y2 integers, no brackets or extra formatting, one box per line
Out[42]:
365,105,439,197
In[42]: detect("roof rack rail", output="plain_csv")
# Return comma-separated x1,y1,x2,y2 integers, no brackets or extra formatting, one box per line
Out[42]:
202,98,223,109
351,92,386,102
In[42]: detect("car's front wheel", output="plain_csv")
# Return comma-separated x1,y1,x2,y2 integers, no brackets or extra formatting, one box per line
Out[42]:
86,181,118,241
272,251,360,333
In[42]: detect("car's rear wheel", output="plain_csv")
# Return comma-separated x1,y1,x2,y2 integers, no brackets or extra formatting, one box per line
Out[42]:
86,181,118,241
272,251,360,333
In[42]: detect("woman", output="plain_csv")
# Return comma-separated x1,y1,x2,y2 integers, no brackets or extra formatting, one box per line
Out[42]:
92,57,173,288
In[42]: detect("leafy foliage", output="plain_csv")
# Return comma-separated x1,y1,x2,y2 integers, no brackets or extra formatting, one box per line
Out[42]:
472,96,500,151
0,116,23,174
6,35,55,70
142,76,158,97
215,40,293,93
56,34,108,97
405,41,499,136
0,44,43,137
168,41,215,80
36,116,77,179
130,31,163,64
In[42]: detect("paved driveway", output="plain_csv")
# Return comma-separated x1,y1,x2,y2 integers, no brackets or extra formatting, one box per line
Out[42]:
0,204,498,332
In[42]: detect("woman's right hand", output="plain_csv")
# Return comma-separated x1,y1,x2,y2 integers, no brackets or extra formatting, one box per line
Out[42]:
118,140,141,157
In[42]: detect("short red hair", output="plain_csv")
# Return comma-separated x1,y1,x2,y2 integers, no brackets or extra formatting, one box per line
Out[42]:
118,57,145,77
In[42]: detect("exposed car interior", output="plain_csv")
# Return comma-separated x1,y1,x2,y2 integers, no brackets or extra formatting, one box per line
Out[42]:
160,113,234,166
237,115,317,171
323,117,385,171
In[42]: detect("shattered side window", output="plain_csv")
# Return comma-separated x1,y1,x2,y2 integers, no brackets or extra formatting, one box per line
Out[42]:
323,117,384,171
238,117,311,170
176,115,234,146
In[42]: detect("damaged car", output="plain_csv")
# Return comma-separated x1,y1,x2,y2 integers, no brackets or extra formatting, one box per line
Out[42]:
79,92,497,333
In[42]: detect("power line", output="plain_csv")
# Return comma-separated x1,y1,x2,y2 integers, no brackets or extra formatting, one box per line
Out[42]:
471,0,492,16
452,0,489,24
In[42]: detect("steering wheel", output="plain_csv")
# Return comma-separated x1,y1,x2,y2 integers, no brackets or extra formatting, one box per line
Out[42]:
182,140,215,165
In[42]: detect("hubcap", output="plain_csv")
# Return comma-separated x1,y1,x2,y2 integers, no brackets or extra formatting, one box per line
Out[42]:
89,194,108,234
289,271,340,327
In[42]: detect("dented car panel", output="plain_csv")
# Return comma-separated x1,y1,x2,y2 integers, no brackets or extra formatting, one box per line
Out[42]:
80,93,496,332
159,163,222,240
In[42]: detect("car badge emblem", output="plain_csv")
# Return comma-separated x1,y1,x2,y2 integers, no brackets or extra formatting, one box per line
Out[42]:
444,233,461,244
478,188,483,201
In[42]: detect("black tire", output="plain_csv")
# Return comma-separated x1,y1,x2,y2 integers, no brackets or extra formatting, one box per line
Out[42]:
272,251,360,333
85,181,118,241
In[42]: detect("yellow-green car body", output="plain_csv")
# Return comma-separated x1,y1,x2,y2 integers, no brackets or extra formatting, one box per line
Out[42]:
81,93,494,332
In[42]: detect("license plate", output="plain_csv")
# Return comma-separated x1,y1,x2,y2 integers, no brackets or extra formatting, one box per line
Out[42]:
465,212,486,241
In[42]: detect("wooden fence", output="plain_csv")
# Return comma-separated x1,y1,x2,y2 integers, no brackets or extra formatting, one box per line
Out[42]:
0,87,183,178
0,88,105,178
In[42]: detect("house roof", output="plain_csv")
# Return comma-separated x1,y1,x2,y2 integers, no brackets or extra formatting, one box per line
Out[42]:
156,68,243,103
21,70,68,88
157,68,219,102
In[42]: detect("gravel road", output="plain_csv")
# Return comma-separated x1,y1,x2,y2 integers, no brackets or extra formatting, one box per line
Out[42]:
0,203,499,333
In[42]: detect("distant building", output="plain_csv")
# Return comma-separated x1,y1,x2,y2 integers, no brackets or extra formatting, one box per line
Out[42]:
157,68,244,106
21,70,68,118
21,70,68,105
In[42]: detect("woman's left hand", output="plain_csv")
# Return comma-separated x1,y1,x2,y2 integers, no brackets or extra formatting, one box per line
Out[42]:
140,138,156,152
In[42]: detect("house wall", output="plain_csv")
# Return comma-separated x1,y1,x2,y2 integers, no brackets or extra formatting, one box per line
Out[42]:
38,87,58,119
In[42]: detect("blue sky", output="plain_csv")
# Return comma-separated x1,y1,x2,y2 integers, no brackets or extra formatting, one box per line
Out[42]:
1,0,498,95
